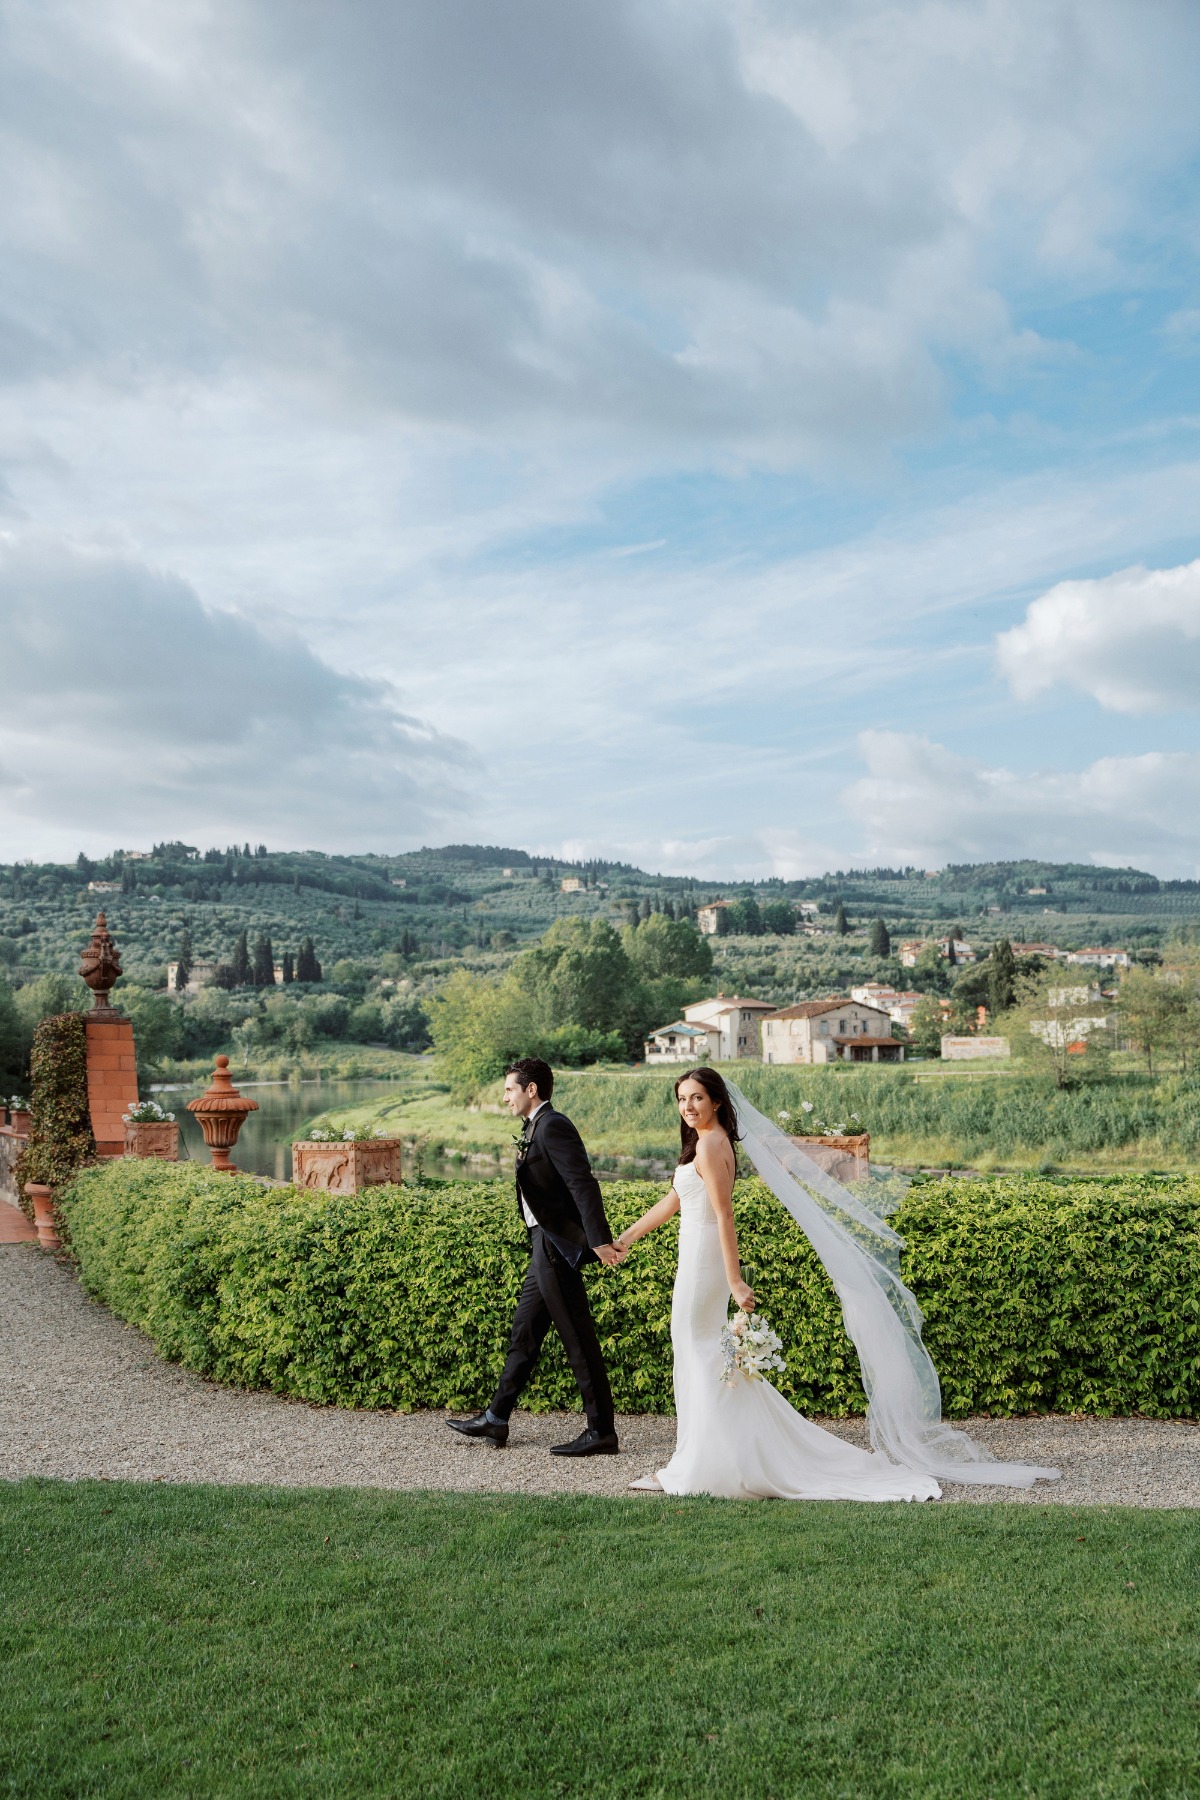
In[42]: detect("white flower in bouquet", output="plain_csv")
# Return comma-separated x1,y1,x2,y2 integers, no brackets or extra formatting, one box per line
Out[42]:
800,1100,815,1114
719,1309,786,1387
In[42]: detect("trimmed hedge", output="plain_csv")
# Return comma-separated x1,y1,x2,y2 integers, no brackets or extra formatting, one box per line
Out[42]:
57,1163,1200,1418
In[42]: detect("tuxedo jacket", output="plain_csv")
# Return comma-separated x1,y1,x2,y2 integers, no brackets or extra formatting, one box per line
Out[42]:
516,1104,612,1269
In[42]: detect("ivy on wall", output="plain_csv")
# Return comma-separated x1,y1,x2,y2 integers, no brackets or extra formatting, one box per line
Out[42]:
56,1162,1200,1420
16,1012,94,1216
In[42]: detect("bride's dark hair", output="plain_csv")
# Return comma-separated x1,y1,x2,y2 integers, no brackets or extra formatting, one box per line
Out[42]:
675,1066,741,1164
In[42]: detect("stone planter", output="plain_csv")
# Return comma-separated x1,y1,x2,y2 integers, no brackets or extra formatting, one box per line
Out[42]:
292,1138,403,1194
124,1120,179,1161
789,1132,870,1184
25,1182,60,1251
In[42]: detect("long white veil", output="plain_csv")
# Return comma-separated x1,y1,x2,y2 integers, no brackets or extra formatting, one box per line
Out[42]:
727,1081,1059,1488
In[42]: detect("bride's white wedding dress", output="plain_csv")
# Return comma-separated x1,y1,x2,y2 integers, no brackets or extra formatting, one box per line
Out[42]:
653,1161,942,1502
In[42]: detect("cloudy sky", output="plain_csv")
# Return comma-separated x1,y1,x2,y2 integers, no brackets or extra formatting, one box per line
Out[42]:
3,0,1200,877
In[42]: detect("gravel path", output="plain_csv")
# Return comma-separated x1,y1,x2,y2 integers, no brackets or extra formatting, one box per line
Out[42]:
4,1244,1199,1506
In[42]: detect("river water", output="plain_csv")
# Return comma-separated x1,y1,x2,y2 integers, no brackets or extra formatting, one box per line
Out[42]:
155,1078,499,1184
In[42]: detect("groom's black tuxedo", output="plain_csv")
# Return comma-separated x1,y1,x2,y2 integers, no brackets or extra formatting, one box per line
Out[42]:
514,1103,612,1268
489,1101,616,1435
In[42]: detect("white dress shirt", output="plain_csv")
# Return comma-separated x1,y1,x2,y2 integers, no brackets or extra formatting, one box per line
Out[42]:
519,1099,548,1227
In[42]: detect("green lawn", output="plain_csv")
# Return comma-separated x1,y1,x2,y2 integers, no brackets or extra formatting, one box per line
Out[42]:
3,1482,1198,1798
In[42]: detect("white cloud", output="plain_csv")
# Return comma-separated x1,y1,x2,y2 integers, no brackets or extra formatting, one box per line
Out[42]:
995,558,1200,714
0,534,473,858
844,730,1200,874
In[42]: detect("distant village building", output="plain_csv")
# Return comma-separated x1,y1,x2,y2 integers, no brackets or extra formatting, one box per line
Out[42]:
1010,942,1062,960
1026,886,1048,895
390,878,407,887
87,880,121,893
682,995,776,1059
643,1021,717,1064
1064,947,1130,969
941,1036,1011,1061
560,877,585,893
761,999,902,1064
696,900,731,936
850,984,922,1029
898,937,976,967
166,960,216,996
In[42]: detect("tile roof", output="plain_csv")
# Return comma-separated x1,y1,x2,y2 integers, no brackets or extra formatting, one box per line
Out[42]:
767,998,886,1020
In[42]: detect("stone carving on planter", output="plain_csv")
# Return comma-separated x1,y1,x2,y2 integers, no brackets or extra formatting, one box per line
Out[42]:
186,1056,258,1173
789,1132,870,1185
124,1120,180,1160
78,911,123,1014
292,1138,403,1193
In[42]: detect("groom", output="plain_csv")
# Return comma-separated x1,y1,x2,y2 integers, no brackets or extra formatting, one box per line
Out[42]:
447,1057,623,1457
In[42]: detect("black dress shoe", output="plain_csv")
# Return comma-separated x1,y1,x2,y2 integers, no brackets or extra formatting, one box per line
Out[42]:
550,1427,619,1457
447,1411,509,1448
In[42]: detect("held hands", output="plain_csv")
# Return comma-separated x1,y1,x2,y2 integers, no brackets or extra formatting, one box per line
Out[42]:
594,1241,628,1268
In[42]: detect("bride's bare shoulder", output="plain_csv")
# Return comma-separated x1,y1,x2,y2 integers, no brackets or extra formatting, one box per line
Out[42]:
695,1129,735,1177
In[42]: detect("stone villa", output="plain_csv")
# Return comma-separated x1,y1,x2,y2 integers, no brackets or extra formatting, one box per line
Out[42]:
761,998,903,1064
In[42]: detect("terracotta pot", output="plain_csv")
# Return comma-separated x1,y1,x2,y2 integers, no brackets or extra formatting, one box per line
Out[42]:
291,1138,403,1194
25,1182,60,1250
124,1120,179,1161
7,1109,31,1135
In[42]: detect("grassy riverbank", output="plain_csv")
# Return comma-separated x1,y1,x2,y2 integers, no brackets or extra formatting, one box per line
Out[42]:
5,1480,1199,1799
312,1061,1200,1175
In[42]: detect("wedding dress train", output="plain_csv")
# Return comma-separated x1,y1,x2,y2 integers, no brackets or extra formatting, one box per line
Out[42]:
654,1162,942,1502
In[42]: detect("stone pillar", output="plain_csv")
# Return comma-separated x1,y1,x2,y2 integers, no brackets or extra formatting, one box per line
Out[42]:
85,1015,139,1158
78,910,139,1158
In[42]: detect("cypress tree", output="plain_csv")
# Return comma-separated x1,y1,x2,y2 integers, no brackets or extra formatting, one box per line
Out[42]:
175,925,194,992
231,929,251,987
868,917,890,957
296,936,321,982
989,938,1018,1014
833,901,849,936
252,933,275,986
281,950,295,984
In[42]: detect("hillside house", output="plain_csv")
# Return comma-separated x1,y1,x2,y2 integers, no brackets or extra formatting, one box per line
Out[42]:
560,877,584,893
682,995,776,1059
850,983,922,1029
696,901,731,936
166,960,216,995
898,937,976,966
643,1021,716,1064
1064,947,1130,969
1010,942,1062,959
761,999,902,1064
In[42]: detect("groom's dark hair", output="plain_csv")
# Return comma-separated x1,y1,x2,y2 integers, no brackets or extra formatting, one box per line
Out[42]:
507,1057,554,1101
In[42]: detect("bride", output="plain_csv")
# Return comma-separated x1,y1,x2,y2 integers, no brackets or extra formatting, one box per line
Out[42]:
614,1067,1058,1502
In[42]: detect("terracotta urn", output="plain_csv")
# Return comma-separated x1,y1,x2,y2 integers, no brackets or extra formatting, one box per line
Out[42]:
124,1120,179,1161
25,1182,60,1251
185,1056,258,1173
78,911,124,1014
291,1138,403,1194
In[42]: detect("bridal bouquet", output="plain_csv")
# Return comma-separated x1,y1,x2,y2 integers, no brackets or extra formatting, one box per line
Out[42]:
719,1309,786,1386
